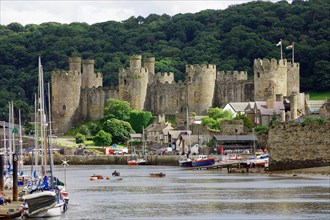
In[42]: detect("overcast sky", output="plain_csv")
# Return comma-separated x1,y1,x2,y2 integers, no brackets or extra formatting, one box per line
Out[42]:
0,0,291,26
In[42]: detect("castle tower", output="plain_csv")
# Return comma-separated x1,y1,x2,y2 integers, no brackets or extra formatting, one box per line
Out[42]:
81,59,102,89
254,58,288,101
69,57,81,73
118,55,148,110
289,92,298,120
51,68,82,134
186,64,217,115
287,61,300,95
144,57,155,84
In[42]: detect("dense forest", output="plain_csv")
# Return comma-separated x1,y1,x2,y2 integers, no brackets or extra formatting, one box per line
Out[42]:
0,0,329,124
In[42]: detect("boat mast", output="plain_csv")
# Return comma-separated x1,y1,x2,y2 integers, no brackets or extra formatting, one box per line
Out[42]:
8,102,12,171
11,101,15,156
47,82,54,186
2,121,7,175
38,56,47,173
33,93,38,177
186,77,191,156
19,109,23,175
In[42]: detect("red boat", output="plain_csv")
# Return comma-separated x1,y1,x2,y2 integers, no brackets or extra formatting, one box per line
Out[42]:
127,158,148,165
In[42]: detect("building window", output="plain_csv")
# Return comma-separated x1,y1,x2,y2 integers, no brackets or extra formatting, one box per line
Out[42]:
257,72,260,78
63,105,66,111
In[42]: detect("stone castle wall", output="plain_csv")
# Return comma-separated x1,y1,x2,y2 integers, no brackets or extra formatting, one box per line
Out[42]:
51,70,81,134
215,80,254,107
52,55,303,134
186,64,217,115
146,81,186,115
268,121,330,170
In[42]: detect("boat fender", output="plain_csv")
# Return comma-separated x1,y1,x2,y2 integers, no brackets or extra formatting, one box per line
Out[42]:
61,203,68,213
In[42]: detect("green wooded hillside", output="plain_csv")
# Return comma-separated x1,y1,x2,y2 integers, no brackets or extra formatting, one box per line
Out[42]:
0,0,329,124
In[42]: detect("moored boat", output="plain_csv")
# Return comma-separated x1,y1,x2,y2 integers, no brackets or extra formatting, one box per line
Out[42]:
127,158,148,165
150,172,166,177
179,158,193,167
22,190,67,218
192,155,215,167
112,170,120,176
90,174,103,180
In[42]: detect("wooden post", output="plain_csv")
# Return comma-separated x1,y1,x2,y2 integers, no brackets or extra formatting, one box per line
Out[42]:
13,153,18,201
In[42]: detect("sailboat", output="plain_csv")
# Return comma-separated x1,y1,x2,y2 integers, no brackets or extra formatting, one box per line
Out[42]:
21,57,68,217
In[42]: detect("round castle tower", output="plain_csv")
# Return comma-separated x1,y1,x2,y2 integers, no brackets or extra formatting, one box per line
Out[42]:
118,55,149,110
81,59,103,89
144,57,155,85
186,64,217,115
51,57,82,134
254,58,288,101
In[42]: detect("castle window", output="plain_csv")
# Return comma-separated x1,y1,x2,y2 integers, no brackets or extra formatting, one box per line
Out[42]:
62,105,66,111
257,72,260,78
176,100,178,106
188,76,192,82
124,79,127,85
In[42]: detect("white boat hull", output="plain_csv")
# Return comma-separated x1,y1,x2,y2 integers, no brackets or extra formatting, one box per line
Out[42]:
28,202,66,218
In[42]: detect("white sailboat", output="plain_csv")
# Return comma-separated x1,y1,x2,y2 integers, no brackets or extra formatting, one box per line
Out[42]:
22,57,68,218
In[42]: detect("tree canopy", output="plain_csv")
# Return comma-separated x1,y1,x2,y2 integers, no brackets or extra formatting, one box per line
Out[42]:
0,0,329,123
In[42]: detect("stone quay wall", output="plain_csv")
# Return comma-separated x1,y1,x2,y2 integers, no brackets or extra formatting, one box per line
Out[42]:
268,121,330,171
23,155,189,166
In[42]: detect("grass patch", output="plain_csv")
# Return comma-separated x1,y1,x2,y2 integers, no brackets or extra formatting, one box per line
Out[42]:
308,91,330,100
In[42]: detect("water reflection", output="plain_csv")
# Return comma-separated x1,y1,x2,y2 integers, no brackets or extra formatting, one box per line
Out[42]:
51,165,329,220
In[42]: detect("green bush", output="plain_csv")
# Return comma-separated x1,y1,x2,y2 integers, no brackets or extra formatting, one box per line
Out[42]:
75,133,86,144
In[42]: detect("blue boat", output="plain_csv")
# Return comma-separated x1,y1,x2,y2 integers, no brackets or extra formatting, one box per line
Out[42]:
192,155,215,167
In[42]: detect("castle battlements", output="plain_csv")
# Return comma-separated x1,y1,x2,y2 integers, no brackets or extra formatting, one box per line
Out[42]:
254,58,288,71
185,64,216,73
287,61,300,69
155,72,174,84
217,70,248,81
51,70,82,77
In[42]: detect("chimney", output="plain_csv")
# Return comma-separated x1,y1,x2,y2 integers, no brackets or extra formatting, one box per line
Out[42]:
266,98,274,109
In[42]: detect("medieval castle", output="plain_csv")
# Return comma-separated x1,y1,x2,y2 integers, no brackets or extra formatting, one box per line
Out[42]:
51,55,304,134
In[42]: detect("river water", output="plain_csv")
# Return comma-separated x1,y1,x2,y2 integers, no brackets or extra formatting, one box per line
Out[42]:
48,165,329,220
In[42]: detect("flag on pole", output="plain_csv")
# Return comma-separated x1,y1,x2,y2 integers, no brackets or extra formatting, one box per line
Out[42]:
12,126,18,134
276,39,283,60
286,45,293,50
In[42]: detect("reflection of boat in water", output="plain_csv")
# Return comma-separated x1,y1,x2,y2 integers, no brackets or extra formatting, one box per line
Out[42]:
112,171,120,176
192,155,215,167
150,172,166,177
179,158,192,167
127,158,148,165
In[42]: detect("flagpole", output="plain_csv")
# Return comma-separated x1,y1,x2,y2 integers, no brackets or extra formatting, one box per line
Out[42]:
280,39,283,60
292,42,295,63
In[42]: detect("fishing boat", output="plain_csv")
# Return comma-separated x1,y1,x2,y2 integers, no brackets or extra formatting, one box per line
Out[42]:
192,155,215,167
179,157,193,167
149,172,166,177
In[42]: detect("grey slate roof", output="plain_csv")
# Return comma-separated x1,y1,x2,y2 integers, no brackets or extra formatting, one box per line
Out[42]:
255,101,285,115
213,135,257,141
